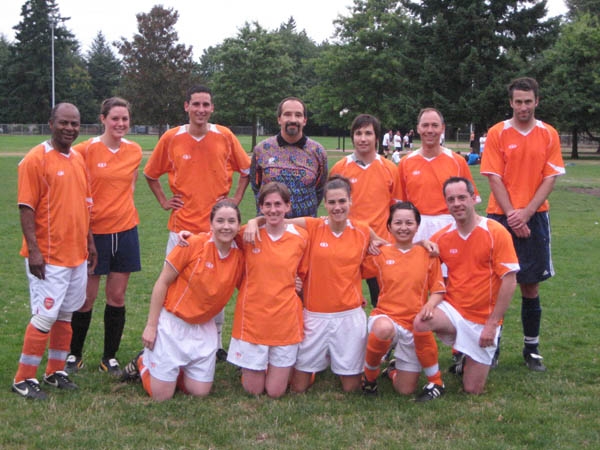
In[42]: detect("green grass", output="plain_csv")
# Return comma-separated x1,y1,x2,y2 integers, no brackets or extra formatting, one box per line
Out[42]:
0,139,599,449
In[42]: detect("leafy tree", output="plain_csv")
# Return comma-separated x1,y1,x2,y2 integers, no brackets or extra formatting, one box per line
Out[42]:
400,0,560,138
115,5,199,135
6,0,81,123
199,22,295,148
0,35,13,123
310,0,416,134
86,32,121,106
542,13,600,157
565,0,600,18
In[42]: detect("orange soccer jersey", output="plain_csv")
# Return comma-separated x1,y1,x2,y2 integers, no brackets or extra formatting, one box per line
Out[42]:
302,217,370,313
232,224,309,346
431,218,520,324
75,137,142,234
362,245,445,330
330,155,401,239
144,124,251,233
398,148,481,215
481,120,565,214
18,142,91,267
163,233,243,324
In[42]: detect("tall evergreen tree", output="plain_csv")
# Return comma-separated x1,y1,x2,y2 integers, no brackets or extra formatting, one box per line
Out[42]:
7,0,80,123
115,5,199,135
86,32,121,105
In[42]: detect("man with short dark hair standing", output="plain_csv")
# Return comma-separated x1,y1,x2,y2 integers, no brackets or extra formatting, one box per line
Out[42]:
250,97,328,218
481,77,565,372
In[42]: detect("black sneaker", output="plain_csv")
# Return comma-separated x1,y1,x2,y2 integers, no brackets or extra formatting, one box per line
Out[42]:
524,353,547,372
216,348,228,362
64,354,84,374
120,351,143,382
12,378,48,400
99,358,123,377
361,376,378,396
43,371,78,390
415,383,445,402
449,352,465,375
381,359,397,380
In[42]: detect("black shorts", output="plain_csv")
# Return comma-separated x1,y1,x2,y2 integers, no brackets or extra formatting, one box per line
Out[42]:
93,226,142,275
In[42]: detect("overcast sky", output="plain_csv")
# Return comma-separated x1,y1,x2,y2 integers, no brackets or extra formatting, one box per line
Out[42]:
0,0,567,59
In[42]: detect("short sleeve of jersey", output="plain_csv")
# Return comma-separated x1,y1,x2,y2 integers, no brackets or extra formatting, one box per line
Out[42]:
144,128,178,180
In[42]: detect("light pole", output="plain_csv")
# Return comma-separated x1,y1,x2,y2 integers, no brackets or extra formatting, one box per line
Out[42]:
339,108,349,152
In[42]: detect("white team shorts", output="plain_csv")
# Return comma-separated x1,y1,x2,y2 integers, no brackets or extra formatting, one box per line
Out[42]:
166,231,180,256
26,259,87,318
227,338,298,371
414,214,453,276
295,307,367,376
368,315,421,373
144,309,217,383
435,301,500,365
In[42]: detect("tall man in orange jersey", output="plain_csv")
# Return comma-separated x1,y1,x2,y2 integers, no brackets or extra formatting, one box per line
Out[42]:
414,177,519,394
330,114,402,306
144,85,251,360
12,103,97,400
481,77,565,372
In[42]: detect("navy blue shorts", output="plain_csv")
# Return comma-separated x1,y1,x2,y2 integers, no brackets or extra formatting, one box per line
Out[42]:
487,212,554,284
93,226,142,275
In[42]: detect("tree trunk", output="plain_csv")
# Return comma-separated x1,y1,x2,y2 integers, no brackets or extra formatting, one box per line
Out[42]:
571,126,579,159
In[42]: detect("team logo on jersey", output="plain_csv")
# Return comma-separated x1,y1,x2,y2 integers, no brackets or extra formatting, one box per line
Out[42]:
385,259,396,265
350,178,358,184
268,157,276,164
205,262,214,269
182,154,192,160
450,249,458,254
508,144,518,149
412,170,421,176
57,171,64,176
44,297,55,310
252,248,261,254
320,242,329,248
97,162,107,168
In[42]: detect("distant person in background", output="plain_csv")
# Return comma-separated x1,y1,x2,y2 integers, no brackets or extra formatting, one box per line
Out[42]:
393,130,403,152
66,97,142,377
382,129,393,156
12,103,97,400
479,132,487,154
481,77,565,372
391,148,401,164
250,97,328,218
408,129,415,149
144,85,250,361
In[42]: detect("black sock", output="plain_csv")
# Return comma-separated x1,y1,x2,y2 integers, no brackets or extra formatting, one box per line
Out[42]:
104,305,126,360
366,277,380,307
70,310,93,358
522,296,542,355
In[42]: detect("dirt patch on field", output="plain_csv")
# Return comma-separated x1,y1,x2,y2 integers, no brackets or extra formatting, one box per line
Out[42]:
567,187,600,197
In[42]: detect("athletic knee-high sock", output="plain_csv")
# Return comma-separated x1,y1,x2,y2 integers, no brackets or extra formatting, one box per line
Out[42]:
522,296,542,355
104,305,125,359
138,354,153,397
414,331,443,386
45,320,72,375
15,323,49,382
364,333,392,382
366,278,380,307
70,310,92,358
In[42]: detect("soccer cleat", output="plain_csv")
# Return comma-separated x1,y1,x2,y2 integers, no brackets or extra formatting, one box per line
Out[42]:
64,354,84,374
381,359,397,380
415,383,445,402
524,353,547,372
216,348,228,362
12,378,48,400
43,371,78,390
120,351,143,382
361,376,378,396
99,358,123,377
449,352,465,375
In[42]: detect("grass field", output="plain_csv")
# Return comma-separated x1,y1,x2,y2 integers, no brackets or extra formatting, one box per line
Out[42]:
0,136,599,449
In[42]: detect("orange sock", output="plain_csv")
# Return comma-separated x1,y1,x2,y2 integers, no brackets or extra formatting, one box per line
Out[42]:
45,320,72,375
138,354,153,397
414,331,443,386
15,323,49,382
364,333,392,382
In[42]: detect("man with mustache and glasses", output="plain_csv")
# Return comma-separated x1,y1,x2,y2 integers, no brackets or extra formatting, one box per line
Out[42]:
249,97,328,218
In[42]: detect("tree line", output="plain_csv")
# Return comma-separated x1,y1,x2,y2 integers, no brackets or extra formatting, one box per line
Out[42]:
0,0,598,157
